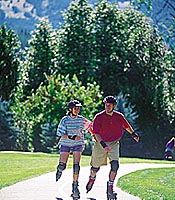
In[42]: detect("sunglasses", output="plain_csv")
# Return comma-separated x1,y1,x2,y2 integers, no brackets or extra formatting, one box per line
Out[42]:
73,107,81,110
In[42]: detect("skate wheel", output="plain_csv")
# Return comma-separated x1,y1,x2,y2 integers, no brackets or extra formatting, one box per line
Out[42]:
71,194,80,200
107,195,117,200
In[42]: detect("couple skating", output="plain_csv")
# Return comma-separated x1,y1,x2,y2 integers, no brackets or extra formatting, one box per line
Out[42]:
55,96,139,200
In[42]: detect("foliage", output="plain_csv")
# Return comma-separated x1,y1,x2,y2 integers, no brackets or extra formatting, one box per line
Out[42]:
12,74,102,151
92,0,122,94
13,19,60,151
89,1,174,153
163,47,175,128
13,15,102,152
130,0,152,11
115,92,139,126
4,0,174,156
57,0,95,84
130,0,175,46
16,19,59,98
0,24,21,100
0,99,19,150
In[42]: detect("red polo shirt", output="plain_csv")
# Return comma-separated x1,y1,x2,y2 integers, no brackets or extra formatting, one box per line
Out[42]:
93,110,131,142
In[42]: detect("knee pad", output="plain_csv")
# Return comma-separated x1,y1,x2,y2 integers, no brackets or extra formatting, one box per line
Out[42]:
57,162,66,171
91,166,100,173
110,160,119,172
73,162,80,174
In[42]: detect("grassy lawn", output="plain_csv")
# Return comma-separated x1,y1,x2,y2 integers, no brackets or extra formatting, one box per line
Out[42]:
0,151,175,200
118,168,175,200
0,151,90,189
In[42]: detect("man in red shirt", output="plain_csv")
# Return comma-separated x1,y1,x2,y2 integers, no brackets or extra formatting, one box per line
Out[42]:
86,96,139,200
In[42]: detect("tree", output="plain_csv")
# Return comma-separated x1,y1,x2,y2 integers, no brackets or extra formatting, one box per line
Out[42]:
12,74,102,152
0,24,21,100
92,0,122,94
130,0,175,46
91,1,174,155
17,19,59,98
11,0,174,156
162,47,175,134
57,0,95,84
13,19,60,151
0,99,19,150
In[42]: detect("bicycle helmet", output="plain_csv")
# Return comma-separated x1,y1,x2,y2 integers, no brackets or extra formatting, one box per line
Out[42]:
103,96,117,104
67,100,82,108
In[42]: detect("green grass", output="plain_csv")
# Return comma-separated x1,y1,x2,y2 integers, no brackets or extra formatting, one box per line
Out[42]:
1,151,175,200
118,168,175,200
0,151,90,189
119,157,175,164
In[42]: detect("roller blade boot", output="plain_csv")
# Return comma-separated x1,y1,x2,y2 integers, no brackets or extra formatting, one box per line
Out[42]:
86,176,96,193
56,167,62,182
71,181,80,200
106,181,117,200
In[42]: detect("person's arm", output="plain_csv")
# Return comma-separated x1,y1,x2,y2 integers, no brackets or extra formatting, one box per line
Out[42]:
56,118,67,137
93,133,110,152
126,127,139,142
121,114,139,142
173,137,175,147
84,119,94,135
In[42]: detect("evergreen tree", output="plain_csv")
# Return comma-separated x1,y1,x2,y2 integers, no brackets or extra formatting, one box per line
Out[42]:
0,99,19,150
0,24,21,100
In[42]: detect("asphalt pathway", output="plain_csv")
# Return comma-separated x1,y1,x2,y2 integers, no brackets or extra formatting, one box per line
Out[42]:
1,163,175,200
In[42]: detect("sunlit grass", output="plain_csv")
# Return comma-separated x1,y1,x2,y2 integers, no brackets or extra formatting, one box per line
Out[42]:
120,157,174,164
118,168,175,200
1,151,175,200
0,151,90,189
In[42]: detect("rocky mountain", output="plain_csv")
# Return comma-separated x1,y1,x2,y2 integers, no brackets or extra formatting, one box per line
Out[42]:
0,0,97,45
0,0,69,31
0,0,174,46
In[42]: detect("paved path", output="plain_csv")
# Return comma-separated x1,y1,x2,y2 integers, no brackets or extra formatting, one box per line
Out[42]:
1,163,175,200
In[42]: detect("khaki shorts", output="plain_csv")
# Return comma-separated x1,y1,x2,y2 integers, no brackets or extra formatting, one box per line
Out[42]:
90,141,120,168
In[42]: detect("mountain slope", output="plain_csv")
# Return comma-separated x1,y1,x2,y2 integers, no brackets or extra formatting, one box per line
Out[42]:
0,0,174,46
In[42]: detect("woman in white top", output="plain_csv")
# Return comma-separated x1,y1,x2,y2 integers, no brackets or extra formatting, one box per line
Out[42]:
56,100,93,199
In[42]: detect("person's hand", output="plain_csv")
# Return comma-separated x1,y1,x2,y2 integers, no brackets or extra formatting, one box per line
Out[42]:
75,136,81,140
104,145,111,152
131,132,139,142
134,135,139,142
100,140,111,152
67,135,81,140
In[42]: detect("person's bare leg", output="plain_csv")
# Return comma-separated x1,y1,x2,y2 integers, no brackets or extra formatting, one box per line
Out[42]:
109,171,117,181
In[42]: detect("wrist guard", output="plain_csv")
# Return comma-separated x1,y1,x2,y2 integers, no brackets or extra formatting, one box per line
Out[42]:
100,140,107,148
68,135,77,140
